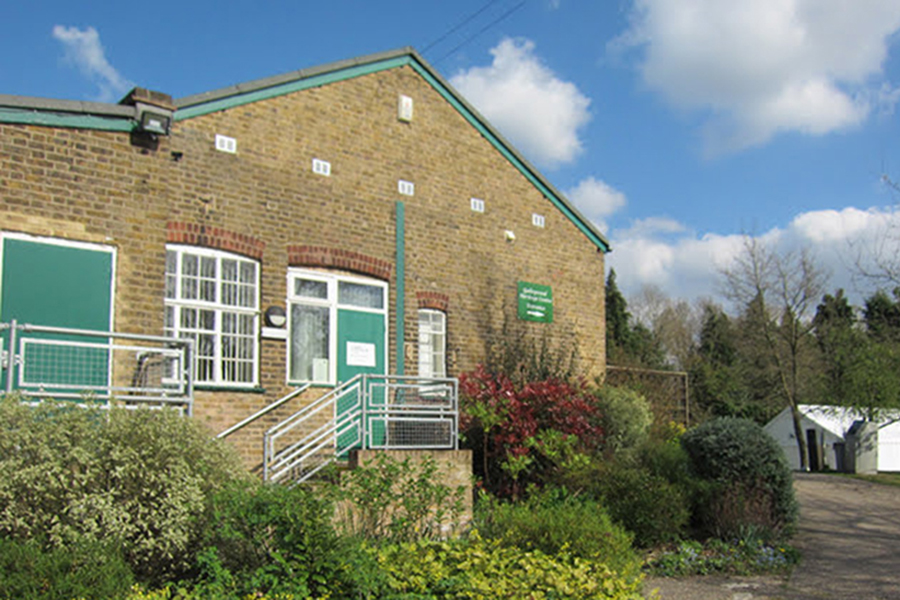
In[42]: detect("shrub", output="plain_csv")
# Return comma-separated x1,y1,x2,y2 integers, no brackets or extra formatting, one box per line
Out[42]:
590,463,690,548
681,417,798,539
474,487,638,574
633,427,693,488
327,452,466,542
0,537,133,600
377,531,645,599
0,396,248,585
193,482,376,599
459,366,604,497
592,386,652,454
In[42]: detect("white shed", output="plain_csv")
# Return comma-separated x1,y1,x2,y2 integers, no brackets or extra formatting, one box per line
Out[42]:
763,405,900,472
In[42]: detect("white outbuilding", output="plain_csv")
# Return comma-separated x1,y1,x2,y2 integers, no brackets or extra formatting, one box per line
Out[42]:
764,405,900,473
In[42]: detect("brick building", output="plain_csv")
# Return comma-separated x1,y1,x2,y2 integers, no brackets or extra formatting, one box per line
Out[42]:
0,48,609,470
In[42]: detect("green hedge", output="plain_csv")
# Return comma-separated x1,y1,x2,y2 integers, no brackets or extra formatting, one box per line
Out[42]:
681,417,798,538
474,488,638,573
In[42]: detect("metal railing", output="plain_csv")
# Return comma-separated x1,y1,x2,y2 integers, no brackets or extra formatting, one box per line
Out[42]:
217,383,311,439
263,374,458,484
0,320,193,414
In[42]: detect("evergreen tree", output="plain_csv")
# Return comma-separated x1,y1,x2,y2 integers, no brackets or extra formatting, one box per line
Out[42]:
863,288,900,343
605,269,666,369
689,304,749,418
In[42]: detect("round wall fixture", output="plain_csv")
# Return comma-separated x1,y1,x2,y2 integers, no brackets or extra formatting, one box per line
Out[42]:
264,306,287,328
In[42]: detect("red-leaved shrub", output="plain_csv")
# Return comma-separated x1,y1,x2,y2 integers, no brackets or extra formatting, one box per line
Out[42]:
459,366,604,498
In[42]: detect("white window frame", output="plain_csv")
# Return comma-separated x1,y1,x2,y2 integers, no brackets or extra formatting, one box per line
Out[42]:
418,309,447,379
165,245,260,387
287,269,388,385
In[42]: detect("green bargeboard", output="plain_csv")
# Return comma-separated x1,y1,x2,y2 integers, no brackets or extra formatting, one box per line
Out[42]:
335,308,386,452
0,238,114,395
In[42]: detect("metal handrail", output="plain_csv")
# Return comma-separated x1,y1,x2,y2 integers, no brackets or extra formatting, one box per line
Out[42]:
2,319,194,414
267,406,363,483
262,374,460,484
217,383,311,439
263,376,364,481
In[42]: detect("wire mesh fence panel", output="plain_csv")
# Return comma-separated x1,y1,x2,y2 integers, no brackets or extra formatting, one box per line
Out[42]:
3,322,192,412
372,415,457,449
20,338,110,390
605,365,690,426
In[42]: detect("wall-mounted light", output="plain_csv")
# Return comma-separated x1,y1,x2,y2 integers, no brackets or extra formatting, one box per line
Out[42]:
264,306,287,328
139,111,171,135
505,230,516,242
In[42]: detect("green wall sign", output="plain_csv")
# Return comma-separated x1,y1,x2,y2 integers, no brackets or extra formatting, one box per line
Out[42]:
518,281,553,323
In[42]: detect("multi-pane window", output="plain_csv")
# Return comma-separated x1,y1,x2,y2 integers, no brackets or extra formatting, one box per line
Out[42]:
288,270,387,384
165,245,259,386
418,309,446,379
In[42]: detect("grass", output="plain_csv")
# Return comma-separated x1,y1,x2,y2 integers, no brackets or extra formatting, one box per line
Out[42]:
833,471,900,487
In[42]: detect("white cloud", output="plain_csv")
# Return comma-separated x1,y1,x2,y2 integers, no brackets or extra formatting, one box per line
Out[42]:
790,207,884,243
566,177,627,231
607,205,900,305
451,38,591,168
614,0,900,153
52,25,133,102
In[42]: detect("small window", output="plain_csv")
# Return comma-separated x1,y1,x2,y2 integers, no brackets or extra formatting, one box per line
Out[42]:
418,309,446,379
295,278,328,299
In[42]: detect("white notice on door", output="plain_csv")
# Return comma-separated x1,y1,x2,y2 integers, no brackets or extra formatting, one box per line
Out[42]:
346,342,377,367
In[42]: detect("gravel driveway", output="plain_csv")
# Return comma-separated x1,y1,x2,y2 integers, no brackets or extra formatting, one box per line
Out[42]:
643,473,900,599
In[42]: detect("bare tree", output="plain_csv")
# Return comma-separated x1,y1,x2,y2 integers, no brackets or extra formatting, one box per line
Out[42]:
628,284,702,370
851,175,900,286
721,236,829,470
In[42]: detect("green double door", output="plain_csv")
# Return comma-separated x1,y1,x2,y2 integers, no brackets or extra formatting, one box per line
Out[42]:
0,235,115,394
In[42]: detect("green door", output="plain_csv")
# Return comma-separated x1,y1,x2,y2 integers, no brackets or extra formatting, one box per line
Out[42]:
0,235,115,395
336,308,387,451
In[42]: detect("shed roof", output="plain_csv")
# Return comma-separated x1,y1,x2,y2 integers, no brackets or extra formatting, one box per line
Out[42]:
769,405,900,439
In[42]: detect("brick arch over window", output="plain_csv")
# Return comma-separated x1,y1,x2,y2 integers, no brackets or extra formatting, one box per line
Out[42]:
287,245,392,281
166,222,265,260
417,291,449,312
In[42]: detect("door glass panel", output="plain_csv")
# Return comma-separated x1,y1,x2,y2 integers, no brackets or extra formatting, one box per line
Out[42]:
338,281,383,309
290,303,330,382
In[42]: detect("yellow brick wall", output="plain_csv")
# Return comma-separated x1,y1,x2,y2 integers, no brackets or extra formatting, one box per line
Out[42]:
0,64,605,469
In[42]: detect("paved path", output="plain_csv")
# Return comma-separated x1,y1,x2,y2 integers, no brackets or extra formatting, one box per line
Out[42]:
644,474,900,600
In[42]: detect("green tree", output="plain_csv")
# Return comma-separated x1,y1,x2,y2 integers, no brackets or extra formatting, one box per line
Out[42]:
605,270,665,369
606,269,632,356
689,303,751,419
863,288,900,343
813,289,859,403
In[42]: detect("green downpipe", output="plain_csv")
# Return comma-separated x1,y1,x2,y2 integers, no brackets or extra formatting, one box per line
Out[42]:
395,201,405,375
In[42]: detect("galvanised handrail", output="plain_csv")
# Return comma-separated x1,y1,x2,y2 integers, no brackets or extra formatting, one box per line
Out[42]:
1,320,194,414
217,383,311,439
263,374,459,484
263,375,365,482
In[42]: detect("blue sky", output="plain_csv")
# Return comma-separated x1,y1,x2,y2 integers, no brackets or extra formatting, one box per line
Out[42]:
4,0,900,310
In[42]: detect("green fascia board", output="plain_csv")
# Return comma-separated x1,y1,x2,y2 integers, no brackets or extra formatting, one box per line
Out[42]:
173,50,610,253
174,56,409,121
0,107,135,132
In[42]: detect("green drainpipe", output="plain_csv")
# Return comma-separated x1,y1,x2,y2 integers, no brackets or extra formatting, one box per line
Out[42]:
395,201,405,375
